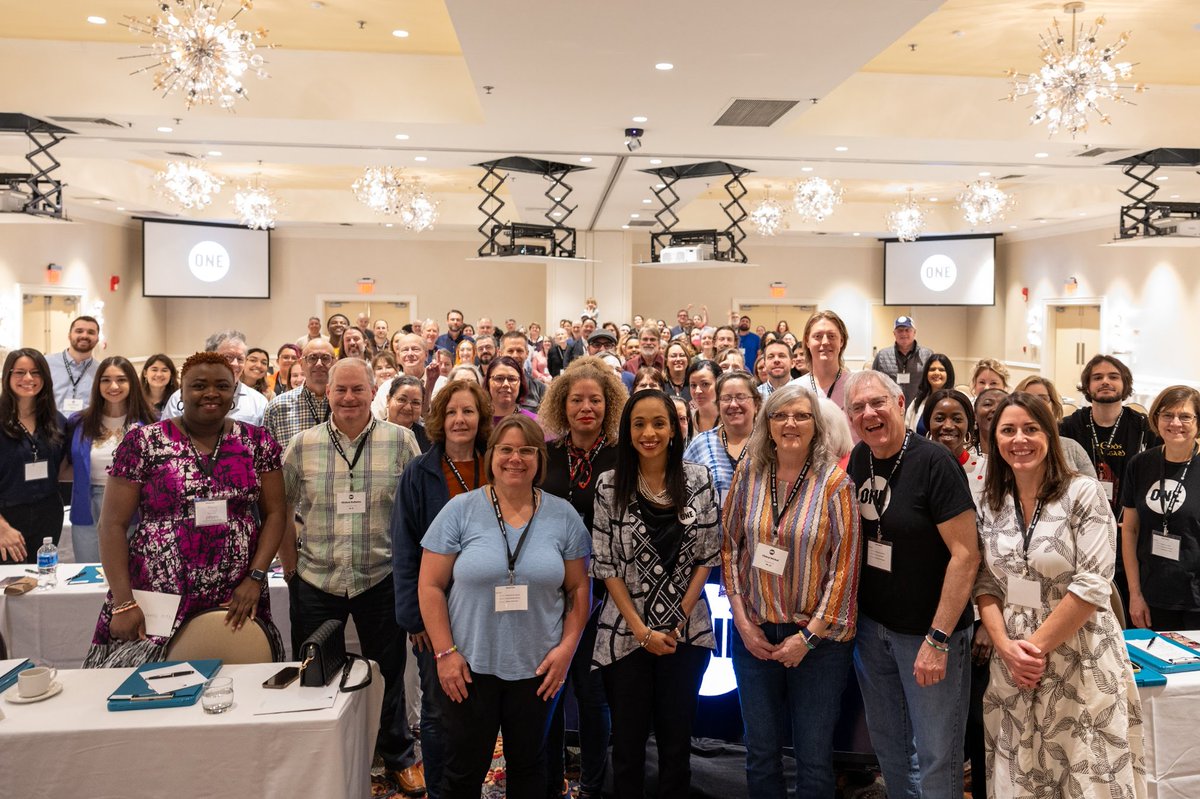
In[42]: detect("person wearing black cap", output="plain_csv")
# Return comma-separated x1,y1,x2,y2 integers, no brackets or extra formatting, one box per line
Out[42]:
872,316,934,406
589,330,635,392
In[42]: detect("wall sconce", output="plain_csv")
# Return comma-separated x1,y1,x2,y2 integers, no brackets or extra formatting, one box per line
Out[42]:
46,263,62,284
1064,276,1078,295
357,277,376,295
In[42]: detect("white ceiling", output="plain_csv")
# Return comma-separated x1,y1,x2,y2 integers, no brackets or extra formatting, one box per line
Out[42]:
1,0,1197,242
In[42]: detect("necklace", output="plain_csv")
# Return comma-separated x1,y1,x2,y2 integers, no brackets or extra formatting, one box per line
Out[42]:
637,470,672,505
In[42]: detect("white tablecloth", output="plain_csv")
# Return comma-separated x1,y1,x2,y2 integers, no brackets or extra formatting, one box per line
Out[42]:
0,661,382,798
1138,633,1200,799
0,564,359,667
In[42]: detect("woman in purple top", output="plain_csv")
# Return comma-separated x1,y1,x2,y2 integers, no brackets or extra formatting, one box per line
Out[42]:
83,352,285,668
486,356,539,426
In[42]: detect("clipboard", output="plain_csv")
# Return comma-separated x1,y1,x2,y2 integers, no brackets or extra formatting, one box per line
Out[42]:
1124,628,1200,674
106,659,222,711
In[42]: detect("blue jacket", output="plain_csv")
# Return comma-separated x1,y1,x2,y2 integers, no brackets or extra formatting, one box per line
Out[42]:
66,415,144,525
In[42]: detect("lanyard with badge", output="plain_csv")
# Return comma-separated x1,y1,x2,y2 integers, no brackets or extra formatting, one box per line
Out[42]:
328,419,375,515
894,345,914,386
17,421,49,482
1088,407,1124,500
182,419,230,527
1152,447,1195,562
444,451,480,494
1007,496,1045,608
304,389,329,426
865,430,911,573
810,368,843,400
61,352,92,411
720,425,748,470
489,486,538,612
753,458,811,576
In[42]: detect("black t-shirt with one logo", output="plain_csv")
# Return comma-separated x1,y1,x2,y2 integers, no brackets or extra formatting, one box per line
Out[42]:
1122,446,1200,611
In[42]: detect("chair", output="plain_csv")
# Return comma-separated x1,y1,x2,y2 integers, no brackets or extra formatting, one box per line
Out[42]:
1126,402,1148,416
164,608,284,664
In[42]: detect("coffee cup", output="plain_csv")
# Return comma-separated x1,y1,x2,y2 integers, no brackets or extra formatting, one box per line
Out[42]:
18,666,57,698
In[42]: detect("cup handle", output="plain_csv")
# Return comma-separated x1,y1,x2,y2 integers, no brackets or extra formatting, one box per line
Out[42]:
47,667,58,682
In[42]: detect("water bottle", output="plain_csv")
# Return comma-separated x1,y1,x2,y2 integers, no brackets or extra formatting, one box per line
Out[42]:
36,537,58,590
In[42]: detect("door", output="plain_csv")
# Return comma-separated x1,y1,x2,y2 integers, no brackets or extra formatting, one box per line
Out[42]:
737,303,816,337
322,300,412,333
21,293,80,352
1052,305,1101,405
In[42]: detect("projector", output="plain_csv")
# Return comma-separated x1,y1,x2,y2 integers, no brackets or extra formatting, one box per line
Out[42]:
1159,219,1200,237
497,244,548,256
660,244,712,263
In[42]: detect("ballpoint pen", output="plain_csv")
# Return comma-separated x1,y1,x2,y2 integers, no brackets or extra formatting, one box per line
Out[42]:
146,670,192,680
110,692,178,701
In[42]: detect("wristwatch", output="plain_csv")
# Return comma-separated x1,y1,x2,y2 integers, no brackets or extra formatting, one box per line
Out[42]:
801,628,821,648
927,627,950,645
249,568,269,585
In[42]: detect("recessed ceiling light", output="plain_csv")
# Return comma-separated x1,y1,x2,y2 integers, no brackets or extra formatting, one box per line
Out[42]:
642,199,652,204
630,213,640,219
87,15,106,24
156,126,173,133
1034,152,1049,158
93,200,101,204
655,62,674,71
649,158,662,165
834,145,849,152
928,197,938,202
1039,219,1048,223
551,210,562,216
207,150,222,157
394,133,409,140
800,166,814,172
392,30,409,38
1009,224,1018,229
385,223,394,228
116,206,125,211
1159,175,1170,181
1171,194,1181,199
978,171,991,177
852,232,861,237
579,156,592,163
622,224,630,229
1078,211,1087,216
632,116,648,123
414,156,427,162
655,182,665,189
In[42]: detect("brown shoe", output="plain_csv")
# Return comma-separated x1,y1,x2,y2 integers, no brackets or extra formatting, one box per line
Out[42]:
392,764,427,797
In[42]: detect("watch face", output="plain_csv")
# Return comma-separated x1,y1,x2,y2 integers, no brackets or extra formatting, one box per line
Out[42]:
929,628,950,643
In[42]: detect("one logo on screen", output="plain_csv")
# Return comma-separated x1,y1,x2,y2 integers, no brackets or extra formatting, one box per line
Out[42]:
920,254,957,292
699,583,735,696
188,240,231,283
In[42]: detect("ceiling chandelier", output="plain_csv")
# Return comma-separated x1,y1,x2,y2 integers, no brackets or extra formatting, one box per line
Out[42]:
1006,2,1142,138
748,194,787,237
353,166,406,215
956,180,1014,226
232,171,279,229
886,191,926,242
398,182,440,232
125,0,271,110
154,160,224,209
791,177,844,222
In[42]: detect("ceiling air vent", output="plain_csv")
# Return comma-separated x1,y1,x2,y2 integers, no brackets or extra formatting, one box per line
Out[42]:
626,220,656,227
165,151,201,159
996,174,1026,181
1076,147,1127,158
48,115,128,128
714,99,799,128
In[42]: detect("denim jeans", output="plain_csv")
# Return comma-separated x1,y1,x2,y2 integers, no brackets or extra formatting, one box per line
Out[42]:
853,614,970,799
731,623,854,799
413,645,445,799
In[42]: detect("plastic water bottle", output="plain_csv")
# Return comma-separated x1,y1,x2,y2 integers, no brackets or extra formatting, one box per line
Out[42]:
36,537,58,590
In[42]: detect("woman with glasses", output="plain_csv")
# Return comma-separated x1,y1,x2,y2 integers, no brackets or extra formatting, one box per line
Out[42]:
387,375,431,453
1123,386,1200,632
0,349,67,563
663,340,693,401
486,356,538,427
685,360,721,435
683,371,761,506
419,414,591,799
633,366,666,394
591,389,721,799
721,384,861,799
273,344,301,397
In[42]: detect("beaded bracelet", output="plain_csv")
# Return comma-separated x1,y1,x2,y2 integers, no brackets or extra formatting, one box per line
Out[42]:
435,645,458,661
923,635,950,653
112,600,139,615
638,629,654,648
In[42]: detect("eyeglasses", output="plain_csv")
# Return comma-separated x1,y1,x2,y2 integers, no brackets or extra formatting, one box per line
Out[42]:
768,411,814,423
490,375,520,385
495,444,538,458
390,398,422,408
848,396,891,416
222,354,247,364
719,394,754,405
1159,411,1197,426
303,354,335,366
9,369,42,380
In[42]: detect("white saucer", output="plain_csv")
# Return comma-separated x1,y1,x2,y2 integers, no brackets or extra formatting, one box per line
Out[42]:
3,681,63,704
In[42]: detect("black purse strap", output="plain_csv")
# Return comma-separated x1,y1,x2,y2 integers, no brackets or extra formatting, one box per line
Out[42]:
339,652,372,693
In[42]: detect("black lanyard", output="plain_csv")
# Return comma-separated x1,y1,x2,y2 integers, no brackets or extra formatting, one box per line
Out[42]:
769,458,811,536
1012,495,1044,560
866,430,911,540
179,418,225,481
16,420,40,460
810,368,843,399
894,344,916,371
62,352,93,396
327,419,375,491
489,486,538,584
304,389,329,425
1088,407,1123,469
444,452,480,493
720,425,749,469
1158,447,1196,535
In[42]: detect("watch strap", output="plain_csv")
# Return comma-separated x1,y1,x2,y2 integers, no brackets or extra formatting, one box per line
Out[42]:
928,627,950,644
250,568,269,584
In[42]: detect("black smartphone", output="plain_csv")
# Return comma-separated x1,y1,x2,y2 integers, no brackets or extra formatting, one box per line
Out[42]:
262,666,300,689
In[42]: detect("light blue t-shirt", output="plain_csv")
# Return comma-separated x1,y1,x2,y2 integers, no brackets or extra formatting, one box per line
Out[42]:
422,488,591,681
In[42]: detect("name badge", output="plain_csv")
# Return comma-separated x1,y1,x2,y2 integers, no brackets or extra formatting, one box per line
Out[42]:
752,544,789,576
336,491,367,515
194,499,229,527
1007,574,1041,608
62,398,85,412
897,373,911,385
866,539,893,572
24,461,49,482
1099,480,1114,501
1152,530,1182,561
494,584,529,612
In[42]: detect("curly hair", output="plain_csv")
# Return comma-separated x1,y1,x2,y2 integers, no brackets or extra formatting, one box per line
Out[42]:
181,351,235,378
538,355,628,441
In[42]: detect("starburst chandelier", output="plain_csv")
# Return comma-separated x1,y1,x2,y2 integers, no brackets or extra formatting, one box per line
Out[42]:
232,171,279,229
1006,2,1143,138
353,167,406,215
956,180,1014,226
155,160,224,209
397,182,440,232
124,0,271,110
791,177,844,222
748,194,787,237
886,191,926,242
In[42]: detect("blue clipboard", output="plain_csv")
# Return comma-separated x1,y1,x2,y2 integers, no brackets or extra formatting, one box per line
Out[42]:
0,659,35,693
1124,628,1200,674
106,659,222,711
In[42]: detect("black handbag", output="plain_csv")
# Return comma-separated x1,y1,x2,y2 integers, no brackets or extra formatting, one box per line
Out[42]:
297,619,372,692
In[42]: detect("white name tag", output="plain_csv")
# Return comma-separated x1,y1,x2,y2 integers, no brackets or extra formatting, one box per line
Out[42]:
897,373,911,385
1099,480,1114,501
866,539,893,572
24,461,49,482
1007,574,1041,608
336,491,367,515
1152,531,1182,561
194,499,229,527
752,544,789,576
62,398,85,412
494,584,529,612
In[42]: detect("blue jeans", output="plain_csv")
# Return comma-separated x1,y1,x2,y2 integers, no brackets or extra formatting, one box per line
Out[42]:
413,645,445,799
731,623,854,799
853,614,970,799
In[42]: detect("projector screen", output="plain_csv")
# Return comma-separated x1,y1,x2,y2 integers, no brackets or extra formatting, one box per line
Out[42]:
142,219,270,299
883,236,996,306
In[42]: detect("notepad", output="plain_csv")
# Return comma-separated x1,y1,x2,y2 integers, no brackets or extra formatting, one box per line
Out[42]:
1128,636,1200,666
107,659,221,711
130,589,182,637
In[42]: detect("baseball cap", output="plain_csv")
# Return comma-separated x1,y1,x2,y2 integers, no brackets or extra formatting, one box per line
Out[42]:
589,330,618,346
893,316,915,329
